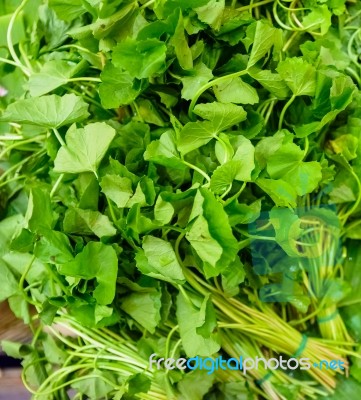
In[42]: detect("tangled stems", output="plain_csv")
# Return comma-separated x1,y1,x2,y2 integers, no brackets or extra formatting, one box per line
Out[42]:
182,267,350,391
21,315,169,400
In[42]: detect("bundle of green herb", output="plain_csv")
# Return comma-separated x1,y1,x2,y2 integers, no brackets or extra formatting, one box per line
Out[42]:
1,0,361,399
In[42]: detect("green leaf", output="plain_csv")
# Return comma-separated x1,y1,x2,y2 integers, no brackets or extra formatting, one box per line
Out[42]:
169,10,193,70
0,13,26,47
178,370,215,400
181,62,213,100
135,235,185,284
112,38,167,79
327,377,361,400
99,63,142,108
154,195,174,225
0,260,19,302
100,175,133,208
54,122,116,176
48,0,85,21
214,77,259,104
302,5,331,35
25,186,54,232
277,58,316,97
177,121,218,155
63,208,117,238
71,369,116,398
210,136,255,193
186,189,238,277
144,130,186,170
247,21,281,68
34,229,74,264
0,94,89,128
28,60,78,97
269,208,303,257
121,290,161,333
329,134,358,161
187,215,223,264
59,242,118,305
127,373,151,396
256,178,298,208
221,257,245,297
193,102,247,131
195,0,225,30
249,69,290,99
210,161,244,194
176,292,220,357
267,143,322,196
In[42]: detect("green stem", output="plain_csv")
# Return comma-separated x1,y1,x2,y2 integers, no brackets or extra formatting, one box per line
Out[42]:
341,166,361,223
140,0,156,10
50,174,64,198
0,56,21,68
181,159,211,183
223,182,247,206
52,128,66,147
19,255,36,291
278,94,296,130
237,0,275,12
67,77,101,83
6,0,31,76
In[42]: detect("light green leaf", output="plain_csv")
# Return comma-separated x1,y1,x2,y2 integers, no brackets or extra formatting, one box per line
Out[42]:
187,189,238,277
176,292,220,357
169,10,193,70
34,229,74,264
302,5,331,35
99,62,143,108
256,178,298,208
135,235,185,284
63,208,117,238
249,69,290,99
48,0,85,21
28,60,78,97
100,175,133,208
71,370,116,398
210,161,243,194
144,130,186,170
214,77,259,104
195,0,225,30
121,291,161,333
0,260,19,302
187,215,223,264
177,121,217,155
154,195,174,225
193,102,247,131
181,62,213,100
330,134,358,161
178,370,215,400
277,58,316,96
25,186,54,233
267,143,322,196
54,122,116,176
0,94,89,128
247,20,281,68
232,136,255,181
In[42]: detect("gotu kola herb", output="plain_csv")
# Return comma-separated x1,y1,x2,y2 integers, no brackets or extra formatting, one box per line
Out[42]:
0,0,361,399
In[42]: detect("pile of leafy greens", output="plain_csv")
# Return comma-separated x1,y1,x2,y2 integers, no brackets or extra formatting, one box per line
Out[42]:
1,0,361,399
